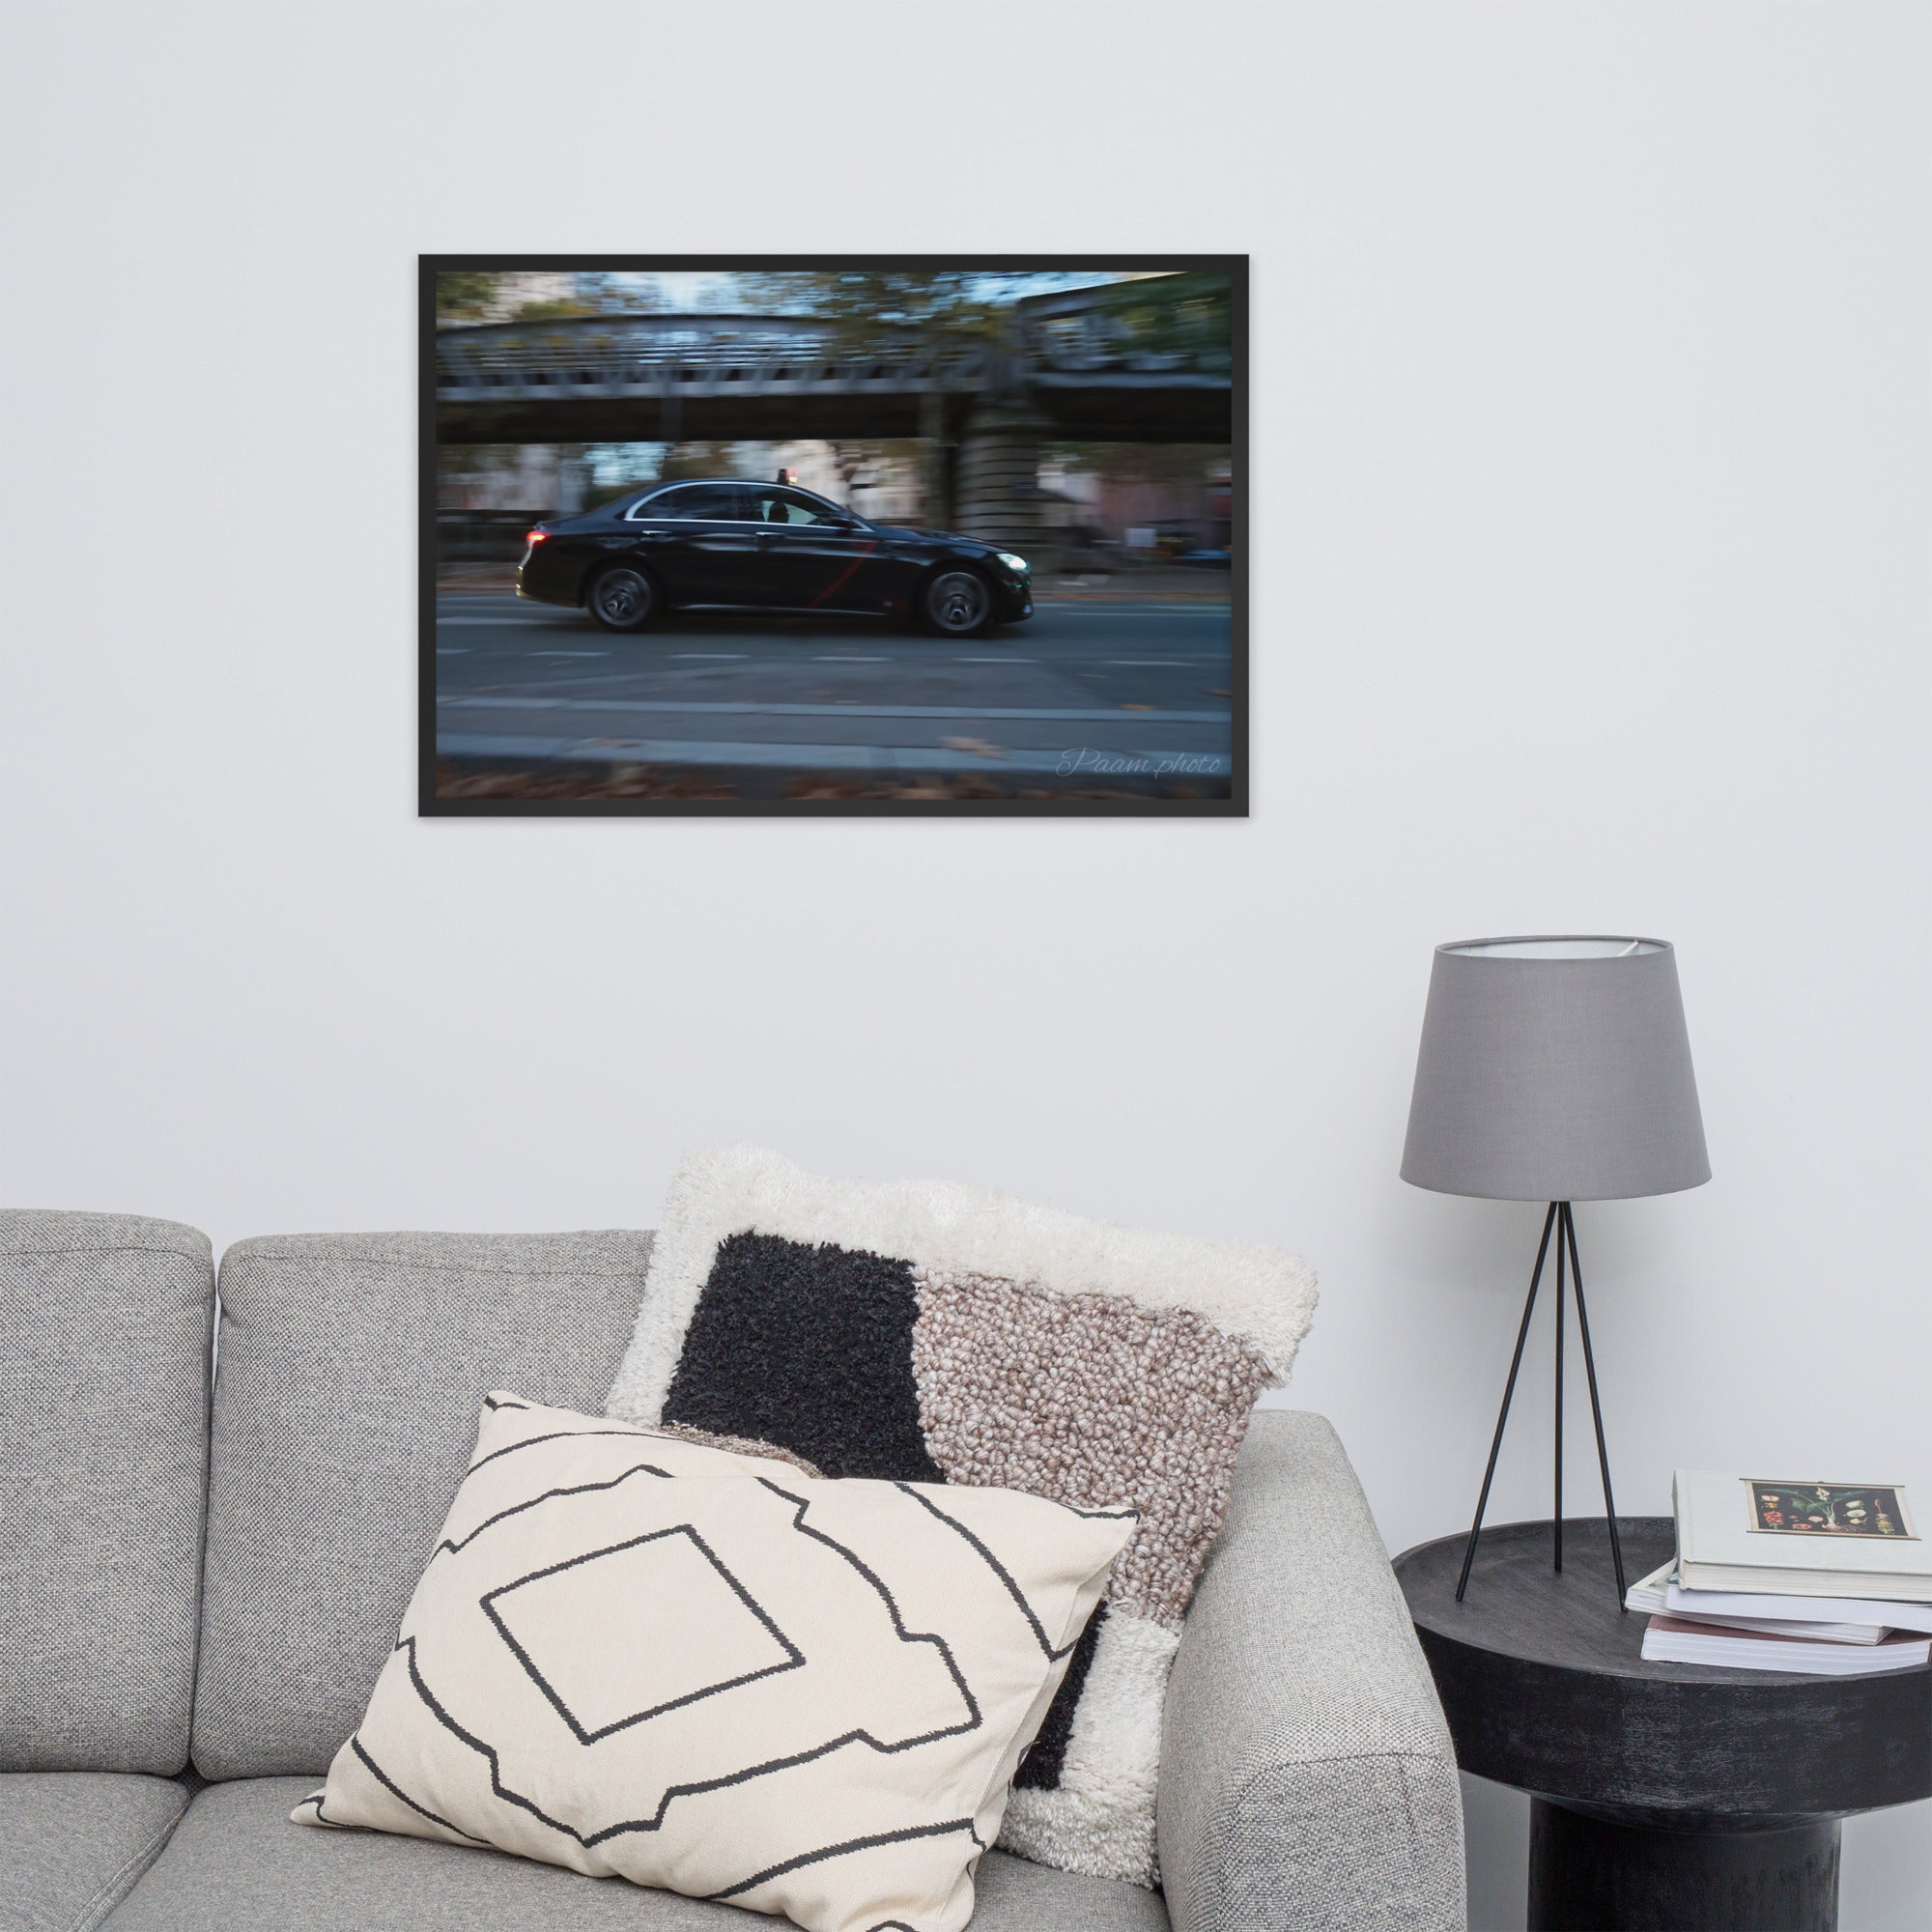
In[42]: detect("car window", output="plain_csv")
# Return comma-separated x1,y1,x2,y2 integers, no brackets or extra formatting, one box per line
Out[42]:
750,489,843,526
634,484,745,521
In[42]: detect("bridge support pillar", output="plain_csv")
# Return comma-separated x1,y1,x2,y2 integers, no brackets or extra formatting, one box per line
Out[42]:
953,405,1051,565
919,389,954,531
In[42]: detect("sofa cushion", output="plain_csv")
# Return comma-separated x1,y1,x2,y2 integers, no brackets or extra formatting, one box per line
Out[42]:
0,1211,214,1773
192,1232,655,1778
0,1771,187,1932
101,1778,1169,1931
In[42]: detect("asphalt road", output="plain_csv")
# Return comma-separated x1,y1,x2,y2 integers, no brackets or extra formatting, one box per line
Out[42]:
433,593,1235,790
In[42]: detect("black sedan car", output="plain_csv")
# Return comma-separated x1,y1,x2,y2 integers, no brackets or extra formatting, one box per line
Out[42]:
515,478,1034,637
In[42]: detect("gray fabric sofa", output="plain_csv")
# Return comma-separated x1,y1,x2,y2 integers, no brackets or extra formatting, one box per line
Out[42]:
0,1212,1465,1932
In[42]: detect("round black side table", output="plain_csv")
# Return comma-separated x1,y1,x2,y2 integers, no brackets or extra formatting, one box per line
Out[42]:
1395,1518,1932,1932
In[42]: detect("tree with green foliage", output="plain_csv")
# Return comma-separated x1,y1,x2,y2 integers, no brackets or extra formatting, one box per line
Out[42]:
435,273,501,324
436,270,659,327
734,271,1019,354
1079,272,1232,367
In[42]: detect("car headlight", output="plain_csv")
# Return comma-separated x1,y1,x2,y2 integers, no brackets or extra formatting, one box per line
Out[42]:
995,552,1029,575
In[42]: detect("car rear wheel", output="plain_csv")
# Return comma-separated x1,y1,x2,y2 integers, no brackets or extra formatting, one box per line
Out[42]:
587,566,657,633
922,569,993,637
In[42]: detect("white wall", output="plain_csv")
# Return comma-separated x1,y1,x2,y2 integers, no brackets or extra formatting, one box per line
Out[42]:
3,7,1927,1925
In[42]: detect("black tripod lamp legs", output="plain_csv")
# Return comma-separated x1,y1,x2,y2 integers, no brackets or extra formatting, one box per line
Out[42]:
1455,1202,1627,1608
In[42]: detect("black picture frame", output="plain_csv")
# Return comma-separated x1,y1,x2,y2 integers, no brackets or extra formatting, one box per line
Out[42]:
419,254,1248,818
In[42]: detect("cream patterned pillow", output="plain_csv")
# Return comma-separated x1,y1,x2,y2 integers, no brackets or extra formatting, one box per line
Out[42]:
295,1395,1134,1932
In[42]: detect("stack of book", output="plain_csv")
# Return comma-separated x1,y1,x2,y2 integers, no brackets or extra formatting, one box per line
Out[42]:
1634,1471,1932,1675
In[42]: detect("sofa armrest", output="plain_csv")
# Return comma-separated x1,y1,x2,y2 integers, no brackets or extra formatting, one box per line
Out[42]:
1157,1410,1464,1932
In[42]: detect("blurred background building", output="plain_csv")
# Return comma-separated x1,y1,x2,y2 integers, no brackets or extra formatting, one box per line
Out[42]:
434,269,1234,569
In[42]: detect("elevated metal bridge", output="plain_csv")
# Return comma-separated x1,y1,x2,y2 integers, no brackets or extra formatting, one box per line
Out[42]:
436,300,1233,446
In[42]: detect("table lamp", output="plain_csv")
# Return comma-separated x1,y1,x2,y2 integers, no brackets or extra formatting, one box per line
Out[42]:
1402,936,1709,1606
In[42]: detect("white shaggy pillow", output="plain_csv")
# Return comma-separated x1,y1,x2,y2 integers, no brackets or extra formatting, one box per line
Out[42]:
295,1395,1134,1932
605,1146,1319,1886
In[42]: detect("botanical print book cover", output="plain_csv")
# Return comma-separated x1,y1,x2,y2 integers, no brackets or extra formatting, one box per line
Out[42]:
422,255,1245,817
1745,1480,1917,1540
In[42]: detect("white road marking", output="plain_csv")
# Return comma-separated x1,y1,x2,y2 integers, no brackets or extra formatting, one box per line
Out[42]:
440,696,1229,724
812,655,892,663
435,648,469,656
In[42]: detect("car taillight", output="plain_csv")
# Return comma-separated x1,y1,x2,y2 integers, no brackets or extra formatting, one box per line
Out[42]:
526,529,548,545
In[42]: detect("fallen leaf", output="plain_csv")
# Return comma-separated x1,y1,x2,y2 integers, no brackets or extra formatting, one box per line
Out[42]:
942,735,1007,759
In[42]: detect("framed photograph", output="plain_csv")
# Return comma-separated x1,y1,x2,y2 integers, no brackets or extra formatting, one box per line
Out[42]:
1743,1479,1918,1540
420,255,1246,816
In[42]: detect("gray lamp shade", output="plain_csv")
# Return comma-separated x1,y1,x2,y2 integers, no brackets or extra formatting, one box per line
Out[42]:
1401,936,1710,1203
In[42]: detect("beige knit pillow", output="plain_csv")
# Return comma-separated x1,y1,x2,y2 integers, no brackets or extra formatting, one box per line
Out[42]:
295,1395,1133,1932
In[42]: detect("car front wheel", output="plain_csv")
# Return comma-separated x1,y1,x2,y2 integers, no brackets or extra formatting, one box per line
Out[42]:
587,566,657,633
922,569,993,638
